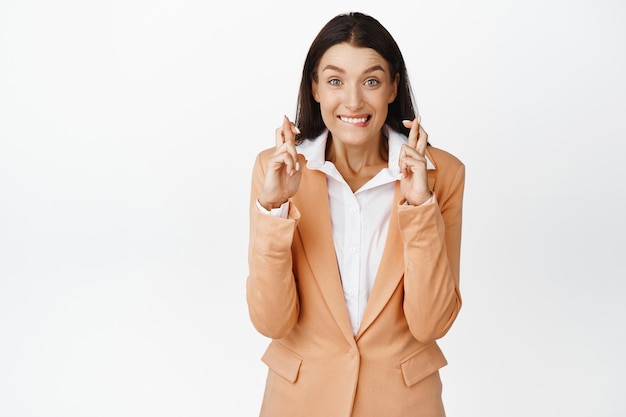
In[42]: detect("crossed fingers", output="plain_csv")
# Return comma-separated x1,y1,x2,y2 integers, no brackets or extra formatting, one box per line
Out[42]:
399,116,428,177
274,115,300,176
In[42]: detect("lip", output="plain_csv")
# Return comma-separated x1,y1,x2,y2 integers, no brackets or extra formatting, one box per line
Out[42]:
338,114,371,126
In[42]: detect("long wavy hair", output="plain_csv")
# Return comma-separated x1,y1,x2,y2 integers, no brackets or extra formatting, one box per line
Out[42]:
295,12,418,142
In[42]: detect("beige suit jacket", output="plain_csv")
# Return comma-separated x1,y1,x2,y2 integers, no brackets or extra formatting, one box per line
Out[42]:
247,143,465,417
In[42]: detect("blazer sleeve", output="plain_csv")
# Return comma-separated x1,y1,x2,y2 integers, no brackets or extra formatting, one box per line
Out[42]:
246,151,301,339
398,161,465,343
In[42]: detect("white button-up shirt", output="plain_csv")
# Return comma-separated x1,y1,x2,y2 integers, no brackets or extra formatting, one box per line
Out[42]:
257,126,434,335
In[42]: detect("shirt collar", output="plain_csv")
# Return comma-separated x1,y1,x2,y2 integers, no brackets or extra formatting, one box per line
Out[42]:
296,125,435,172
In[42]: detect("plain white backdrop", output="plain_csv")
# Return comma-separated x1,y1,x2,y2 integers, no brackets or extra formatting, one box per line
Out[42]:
1,0,625,416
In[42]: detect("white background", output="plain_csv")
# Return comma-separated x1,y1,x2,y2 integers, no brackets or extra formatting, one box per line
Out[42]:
1,0,625,416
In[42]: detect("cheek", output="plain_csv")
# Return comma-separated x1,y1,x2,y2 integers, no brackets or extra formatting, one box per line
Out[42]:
318,101,339,124
319,103,335,120
317,93,338,112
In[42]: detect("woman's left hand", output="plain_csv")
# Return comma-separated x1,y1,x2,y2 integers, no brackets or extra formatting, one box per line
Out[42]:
399,117,433,205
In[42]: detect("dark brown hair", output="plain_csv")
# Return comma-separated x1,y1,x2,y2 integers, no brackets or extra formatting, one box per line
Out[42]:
295,12,417,141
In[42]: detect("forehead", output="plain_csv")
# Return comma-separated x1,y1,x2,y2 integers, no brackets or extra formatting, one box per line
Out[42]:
318,43,389,72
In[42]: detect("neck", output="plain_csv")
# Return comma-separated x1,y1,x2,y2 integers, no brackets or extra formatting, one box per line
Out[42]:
325,133,388,193
326,132,388,170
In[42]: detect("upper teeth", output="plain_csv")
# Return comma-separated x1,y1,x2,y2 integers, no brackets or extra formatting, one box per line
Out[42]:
341,116,367,124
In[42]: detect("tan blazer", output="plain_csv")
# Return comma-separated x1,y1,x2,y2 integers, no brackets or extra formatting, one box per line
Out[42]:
247,144,465,417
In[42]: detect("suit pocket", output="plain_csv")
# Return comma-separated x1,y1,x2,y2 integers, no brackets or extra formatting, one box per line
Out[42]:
261,342,303,383
400,342,448,387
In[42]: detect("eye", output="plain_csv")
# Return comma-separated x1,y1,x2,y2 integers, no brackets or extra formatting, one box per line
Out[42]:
328,78,342,86
364,78,380,87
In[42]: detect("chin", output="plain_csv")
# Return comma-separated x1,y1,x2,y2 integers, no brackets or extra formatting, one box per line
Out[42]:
332,128,376,146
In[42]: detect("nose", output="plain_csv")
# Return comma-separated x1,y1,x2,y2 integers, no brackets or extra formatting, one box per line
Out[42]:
343,84,363,111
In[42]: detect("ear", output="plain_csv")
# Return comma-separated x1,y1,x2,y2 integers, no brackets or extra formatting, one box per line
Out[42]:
388,73,399,103
311,77,320,103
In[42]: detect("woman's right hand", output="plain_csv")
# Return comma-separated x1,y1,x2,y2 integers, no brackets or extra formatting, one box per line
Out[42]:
257,115,303,210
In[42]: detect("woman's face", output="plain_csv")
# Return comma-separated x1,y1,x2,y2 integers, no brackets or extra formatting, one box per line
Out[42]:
312,42,398,147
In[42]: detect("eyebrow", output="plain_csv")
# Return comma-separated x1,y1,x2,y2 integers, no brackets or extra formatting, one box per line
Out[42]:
321,64,386,74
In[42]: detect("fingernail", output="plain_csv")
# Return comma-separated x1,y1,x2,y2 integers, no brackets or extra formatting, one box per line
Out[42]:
296,161,300,171
294,126,301,134
402,119,411,125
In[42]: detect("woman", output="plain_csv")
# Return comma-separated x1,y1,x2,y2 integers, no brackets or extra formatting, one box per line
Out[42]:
246,11,465,417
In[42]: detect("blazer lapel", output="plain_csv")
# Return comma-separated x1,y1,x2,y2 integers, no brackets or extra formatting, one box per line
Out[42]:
293,167,357,346
356,166,438,339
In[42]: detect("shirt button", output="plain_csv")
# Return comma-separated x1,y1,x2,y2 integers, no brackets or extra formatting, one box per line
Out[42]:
351,207,358,214
350,247,357,254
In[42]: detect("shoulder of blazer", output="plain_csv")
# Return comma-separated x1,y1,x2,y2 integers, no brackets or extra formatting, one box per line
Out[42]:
426,145,464,172
255,146,277,164
425,145,465,205
426,145,465,182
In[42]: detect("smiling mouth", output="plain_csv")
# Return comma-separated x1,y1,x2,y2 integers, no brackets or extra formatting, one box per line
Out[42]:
339,115,371,124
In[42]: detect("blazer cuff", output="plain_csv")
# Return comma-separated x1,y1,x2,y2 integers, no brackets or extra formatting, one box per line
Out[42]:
256,199,290,219
399,193,436,208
